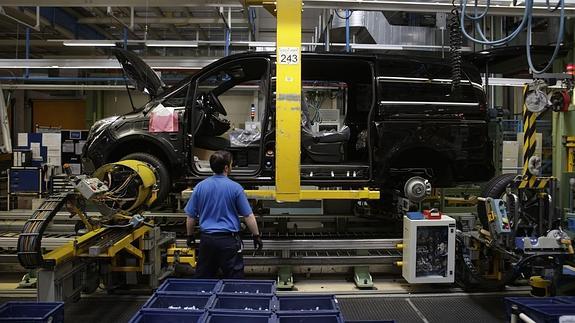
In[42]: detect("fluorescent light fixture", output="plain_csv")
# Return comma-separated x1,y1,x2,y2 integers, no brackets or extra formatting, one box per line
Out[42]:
479,50,490,55
146,40,198,47
351,43,403,50
62,40,117,47
248,41,276,47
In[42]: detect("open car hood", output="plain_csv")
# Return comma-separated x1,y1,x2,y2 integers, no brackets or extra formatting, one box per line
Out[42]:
464,45,570,75
113,48,165,98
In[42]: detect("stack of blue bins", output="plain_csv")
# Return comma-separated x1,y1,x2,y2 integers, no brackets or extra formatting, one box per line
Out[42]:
0,301,64,322
129,279,348,323
505,297,575,323
129,279,221,323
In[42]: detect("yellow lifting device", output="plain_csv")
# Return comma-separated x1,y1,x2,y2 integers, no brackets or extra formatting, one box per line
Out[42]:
243,0,380,202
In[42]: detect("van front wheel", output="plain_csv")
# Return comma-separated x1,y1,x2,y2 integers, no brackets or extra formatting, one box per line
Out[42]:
121,152,171,207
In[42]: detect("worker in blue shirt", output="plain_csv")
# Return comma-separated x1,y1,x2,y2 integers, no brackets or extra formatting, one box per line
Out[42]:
185,150,263,278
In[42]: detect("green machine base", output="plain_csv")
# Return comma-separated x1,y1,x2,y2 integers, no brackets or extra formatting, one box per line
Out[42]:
277,266,294,290
354,266,373,289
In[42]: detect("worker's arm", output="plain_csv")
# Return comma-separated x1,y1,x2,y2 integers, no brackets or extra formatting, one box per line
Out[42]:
184,190,199,247
186,216,196,236
244,214,260,236
244,213,263,250
236,188,263,250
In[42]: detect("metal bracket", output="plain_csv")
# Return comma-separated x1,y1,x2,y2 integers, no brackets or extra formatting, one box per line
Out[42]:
18,271,37,288
353,265,373,289
0,7,40,31
277,266,294,290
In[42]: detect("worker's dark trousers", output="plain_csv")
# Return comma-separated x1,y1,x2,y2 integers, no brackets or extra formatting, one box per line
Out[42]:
196,232,244,279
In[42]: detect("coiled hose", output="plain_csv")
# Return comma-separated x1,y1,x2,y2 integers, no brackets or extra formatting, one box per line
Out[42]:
450,0,463,89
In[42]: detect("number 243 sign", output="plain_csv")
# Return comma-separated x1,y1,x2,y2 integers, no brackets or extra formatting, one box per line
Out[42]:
278,47,300,65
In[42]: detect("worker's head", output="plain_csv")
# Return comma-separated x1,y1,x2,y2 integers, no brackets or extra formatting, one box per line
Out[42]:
210,150,233,175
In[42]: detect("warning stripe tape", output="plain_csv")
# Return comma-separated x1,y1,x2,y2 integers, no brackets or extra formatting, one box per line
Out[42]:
518,177,550,189
522,84,537,177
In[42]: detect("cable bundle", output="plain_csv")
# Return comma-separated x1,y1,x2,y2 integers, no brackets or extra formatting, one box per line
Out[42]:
459,0,565,74
450,0,463,89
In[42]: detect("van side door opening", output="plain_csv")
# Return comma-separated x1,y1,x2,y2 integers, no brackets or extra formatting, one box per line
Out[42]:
187,57,271,177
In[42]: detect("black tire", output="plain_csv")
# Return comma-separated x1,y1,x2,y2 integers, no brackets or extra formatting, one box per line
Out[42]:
476,173,516,229
121,152,171,207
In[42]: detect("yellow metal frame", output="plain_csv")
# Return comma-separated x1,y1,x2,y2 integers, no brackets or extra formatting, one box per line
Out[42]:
167,246,197,267
43,227,107,266
93,159,158,211
244,188,380,200
275,0,302,202
44,226,151,273
241,0,380,202
565,136,575,172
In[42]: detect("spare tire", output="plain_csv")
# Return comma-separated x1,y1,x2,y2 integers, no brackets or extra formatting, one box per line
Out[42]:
476,173,516,229
121,152,171,207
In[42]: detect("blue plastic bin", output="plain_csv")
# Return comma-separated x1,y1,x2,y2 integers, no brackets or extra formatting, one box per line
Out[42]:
204,312,275,323
0,302,64,323
157,279,221,295
211,295,275,313
277,312,345,323
142,294,214,311
219,280,276,295
128,310,205,323
277,295,340,313
506,297,575,323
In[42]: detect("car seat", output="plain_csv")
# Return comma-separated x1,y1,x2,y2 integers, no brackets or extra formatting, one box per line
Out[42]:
301,98,350,163
192,103,231,151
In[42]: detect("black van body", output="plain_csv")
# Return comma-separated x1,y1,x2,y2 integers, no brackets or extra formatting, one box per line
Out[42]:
82,50,494,202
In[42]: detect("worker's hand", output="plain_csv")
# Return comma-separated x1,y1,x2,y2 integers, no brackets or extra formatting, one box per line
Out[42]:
253,234,263,251
186,235,195,248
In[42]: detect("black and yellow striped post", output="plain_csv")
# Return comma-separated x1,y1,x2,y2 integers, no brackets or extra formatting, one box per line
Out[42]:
519,84,549,189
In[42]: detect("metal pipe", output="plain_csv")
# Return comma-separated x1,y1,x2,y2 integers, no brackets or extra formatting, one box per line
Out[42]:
518,313,537,323
510,305,518,323
569,177,575,212
325,11,332,52
0,77,125,81
106,6,135,31
224,29,230,56
539,193,546,236
0,85,12,154
25,27,30,79
227,7,231,55
549,180,556,226
123,27,128,49
5,0,575,17
78,16,248,25
345,9,350,52
507,192,520,232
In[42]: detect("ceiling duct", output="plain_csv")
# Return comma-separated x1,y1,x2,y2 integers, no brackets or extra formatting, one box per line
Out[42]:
326,11,441,49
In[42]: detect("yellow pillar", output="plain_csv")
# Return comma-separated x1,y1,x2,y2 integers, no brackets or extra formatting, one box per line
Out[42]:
275,0,302,202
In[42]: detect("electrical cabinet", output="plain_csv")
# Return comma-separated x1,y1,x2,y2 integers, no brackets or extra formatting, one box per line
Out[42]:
402,215,456,284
